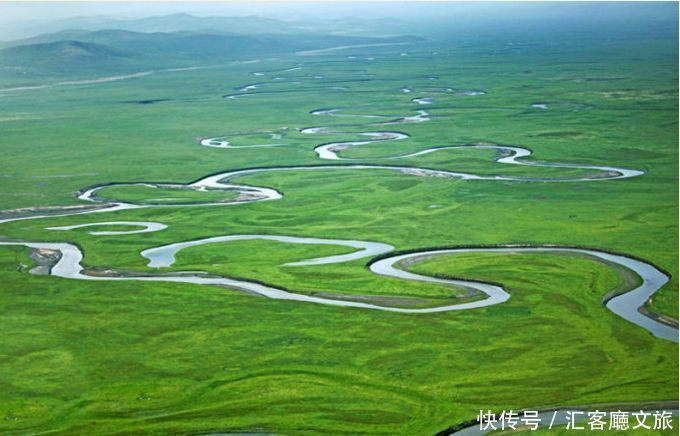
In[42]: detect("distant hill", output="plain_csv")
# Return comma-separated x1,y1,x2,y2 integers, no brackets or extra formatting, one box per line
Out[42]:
97,13,300,34
2,29,419,54
0,40,136,72
0,29,421,76
0,14,307,41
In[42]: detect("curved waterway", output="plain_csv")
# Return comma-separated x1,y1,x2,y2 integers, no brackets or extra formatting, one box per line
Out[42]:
141,235,394,268
313,139,643,180
0,238,675,341
47,221,167,235
200,105,642,181
371,247,676,342
0,56,675,436
0,239,486,314
0,67,674,344
200,136,288,149
302,107,643,180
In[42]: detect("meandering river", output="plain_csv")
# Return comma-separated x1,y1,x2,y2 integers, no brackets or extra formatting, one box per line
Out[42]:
0,63,675,345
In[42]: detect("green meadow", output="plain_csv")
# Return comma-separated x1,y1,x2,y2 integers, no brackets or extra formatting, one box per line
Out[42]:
0,28,677,435
95,184,241,205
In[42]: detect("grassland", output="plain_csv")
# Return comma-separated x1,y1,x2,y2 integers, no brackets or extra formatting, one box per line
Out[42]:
0,29,677,435
95,184,240,205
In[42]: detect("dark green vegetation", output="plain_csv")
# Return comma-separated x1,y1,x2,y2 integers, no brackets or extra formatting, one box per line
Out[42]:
0,7,677,435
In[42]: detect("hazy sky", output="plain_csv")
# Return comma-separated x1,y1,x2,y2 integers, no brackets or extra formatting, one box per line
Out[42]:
1,1,674,24
0,1,469,23
0,2,676,40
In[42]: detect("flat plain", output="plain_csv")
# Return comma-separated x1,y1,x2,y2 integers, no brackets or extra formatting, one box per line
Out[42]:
0,21,677,435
